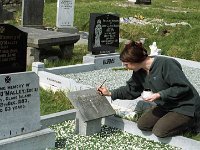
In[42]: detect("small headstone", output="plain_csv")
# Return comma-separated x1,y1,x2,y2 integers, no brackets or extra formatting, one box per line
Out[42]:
56,0,75,28
0,72,40,140
0,24,27,74
22,0,44,28
88,13,120,55
135,0,151,5
68,88,115,122
0,2,3,23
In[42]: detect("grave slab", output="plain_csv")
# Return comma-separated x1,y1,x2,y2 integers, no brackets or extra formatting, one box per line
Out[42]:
68,88,115,122
0,128,55,150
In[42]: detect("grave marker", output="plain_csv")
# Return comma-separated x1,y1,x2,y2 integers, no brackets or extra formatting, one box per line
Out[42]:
68,88,115,135
0,72,40,140
88,13,119,55
0,2,3,23
56,0,75,28
0,24,27,74
22,0,44,28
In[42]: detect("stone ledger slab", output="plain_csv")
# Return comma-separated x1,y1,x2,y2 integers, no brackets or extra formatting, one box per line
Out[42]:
68,88,115,122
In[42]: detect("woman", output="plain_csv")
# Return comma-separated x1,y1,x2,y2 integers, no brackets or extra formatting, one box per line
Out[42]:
97,40,200,138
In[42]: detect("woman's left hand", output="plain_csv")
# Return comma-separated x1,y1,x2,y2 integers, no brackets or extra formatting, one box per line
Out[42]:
143,93,161,102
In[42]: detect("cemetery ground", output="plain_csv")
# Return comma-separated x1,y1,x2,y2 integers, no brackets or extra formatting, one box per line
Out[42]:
5,0,200,149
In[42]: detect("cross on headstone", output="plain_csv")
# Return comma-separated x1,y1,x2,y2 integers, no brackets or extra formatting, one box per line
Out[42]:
68,88,115,135
22,0,44,29
0,24,27,74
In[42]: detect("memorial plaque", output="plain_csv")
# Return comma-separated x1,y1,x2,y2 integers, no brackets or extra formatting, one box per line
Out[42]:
0,72,40,140
0,24,27,74
56,0,75,28
88,13,119,55
68,88,115,122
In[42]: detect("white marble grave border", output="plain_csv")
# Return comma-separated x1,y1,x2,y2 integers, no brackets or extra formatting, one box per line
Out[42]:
34,55,200,149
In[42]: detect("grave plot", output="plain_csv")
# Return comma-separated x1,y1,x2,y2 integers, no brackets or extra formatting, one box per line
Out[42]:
34,55,200,150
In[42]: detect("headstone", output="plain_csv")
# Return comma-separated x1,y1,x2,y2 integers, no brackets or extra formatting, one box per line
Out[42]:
88,13,120,55
0,24,27,74
0,2,3,23
135,0,151,5
68,88,115,135
0,72,55,149
0,72,40,139
22,0,44,29
56,0,78,33
56,0,75,28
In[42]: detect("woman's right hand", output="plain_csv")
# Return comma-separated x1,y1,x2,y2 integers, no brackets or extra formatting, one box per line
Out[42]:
97,86,112,96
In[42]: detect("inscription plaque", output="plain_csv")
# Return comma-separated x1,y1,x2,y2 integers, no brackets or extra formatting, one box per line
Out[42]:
68,88,115,122
88,13,119,55
0,24,27,74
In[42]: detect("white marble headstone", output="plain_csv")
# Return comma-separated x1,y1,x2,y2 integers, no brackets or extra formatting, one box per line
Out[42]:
56,0,75,28
0,72,40,140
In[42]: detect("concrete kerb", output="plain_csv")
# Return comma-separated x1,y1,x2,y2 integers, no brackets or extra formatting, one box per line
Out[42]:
34,56,200,149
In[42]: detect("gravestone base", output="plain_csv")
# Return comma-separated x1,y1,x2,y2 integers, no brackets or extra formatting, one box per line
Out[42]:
0,128,55,150
27,47,40,66
22,25,45,29
56,27,78,34
75,112,102,136
83,53,122,69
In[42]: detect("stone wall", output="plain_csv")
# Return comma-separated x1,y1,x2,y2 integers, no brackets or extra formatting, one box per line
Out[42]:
1,0,21,5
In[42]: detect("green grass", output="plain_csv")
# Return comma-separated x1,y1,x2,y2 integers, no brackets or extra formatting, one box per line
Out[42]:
40,88,74,115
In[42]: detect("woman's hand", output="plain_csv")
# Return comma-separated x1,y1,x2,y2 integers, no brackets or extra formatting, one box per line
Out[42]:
143,93,160,102
97,86,112,96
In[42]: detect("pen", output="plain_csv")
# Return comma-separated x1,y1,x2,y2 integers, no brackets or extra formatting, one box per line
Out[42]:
99,79,107,88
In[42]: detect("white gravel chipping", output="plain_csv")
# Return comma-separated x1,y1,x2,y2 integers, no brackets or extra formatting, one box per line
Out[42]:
49,120,181,150
62,65,200,94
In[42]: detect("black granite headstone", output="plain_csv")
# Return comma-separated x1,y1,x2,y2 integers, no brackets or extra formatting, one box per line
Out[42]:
88,13,119,55
0,2,3,23
68,88,115,122
0,24,27,74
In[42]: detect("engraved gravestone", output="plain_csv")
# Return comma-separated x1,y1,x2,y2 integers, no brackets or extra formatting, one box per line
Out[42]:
0,72,40,140
56,0,75,28
88,13,119,55
68,88,115,135
22,0,44,28
0,24,27,74
68,88,115,122
0,2,3,23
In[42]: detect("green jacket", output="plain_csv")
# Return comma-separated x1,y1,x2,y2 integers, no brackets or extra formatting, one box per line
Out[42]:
111,56,200,117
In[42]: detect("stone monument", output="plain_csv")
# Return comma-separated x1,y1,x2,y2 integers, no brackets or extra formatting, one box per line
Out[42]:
0,2,3,23
0,24,55,149
0,72,55,149
22,0,44,29
56,0,78,33
0,24,27,74
68,88,115,135
83,13,122,69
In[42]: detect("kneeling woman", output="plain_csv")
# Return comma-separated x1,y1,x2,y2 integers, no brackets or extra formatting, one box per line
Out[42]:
97,41,200,138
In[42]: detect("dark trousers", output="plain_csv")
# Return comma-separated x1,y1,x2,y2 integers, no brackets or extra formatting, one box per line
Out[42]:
137,106,194,138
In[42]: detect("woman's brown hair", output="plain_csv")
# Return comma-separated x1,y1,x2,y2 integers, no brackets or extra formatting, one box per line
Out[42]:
120,41,148,63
